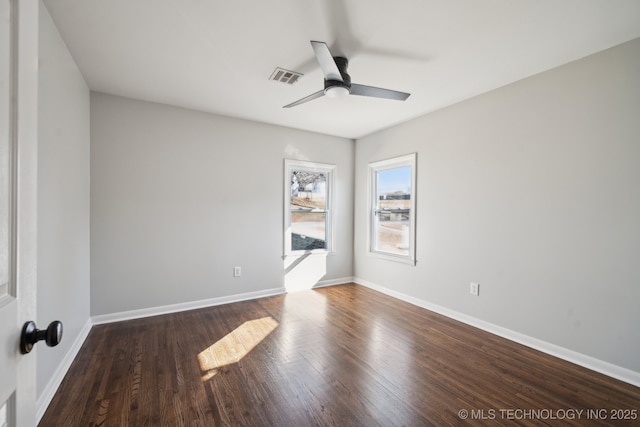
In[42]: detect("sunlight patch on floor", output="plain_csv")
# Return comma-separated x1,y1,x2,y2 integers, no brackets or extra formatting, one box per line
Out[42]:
198,316,279,381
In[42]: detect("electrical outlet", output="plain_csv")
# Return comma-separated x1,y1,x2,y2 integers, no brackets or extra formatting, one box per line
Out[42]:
233,266,241,277
470,282,479,296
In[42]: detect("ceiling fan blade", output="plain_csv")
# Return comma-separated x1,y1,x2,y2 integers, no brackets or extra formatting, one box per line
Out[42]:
350,83,410,101
283,90,325,108
310,41,344,82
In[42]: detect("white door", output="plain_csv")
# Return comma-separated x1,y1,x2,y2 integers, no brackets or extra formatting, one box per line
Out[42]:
0,0,39,426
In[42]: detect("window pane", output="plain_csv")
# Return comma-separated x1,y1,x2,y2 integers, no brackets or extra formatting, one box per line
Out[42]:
290,170,326,210
375,213,409,256
378,166,411,201
285,159,335,255
289,168,328,251
291,212,326,250
375,166,411,256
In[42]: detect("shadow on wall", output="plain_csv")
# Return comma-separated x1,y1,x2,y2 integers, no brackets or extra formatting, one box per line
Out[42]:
283,252,327,292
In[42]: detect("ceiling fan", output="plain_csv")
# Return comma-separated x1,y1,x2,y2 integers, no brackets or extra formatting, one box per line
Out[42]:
283,41,411,108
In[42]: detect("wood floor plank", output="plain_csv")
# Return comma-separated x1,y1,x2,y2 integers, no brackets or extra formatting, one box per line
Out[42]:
39,284,640,426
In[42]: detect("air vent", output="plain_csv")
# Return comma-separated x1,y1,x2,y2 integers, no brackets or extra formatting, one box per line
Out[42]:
269,68,303,85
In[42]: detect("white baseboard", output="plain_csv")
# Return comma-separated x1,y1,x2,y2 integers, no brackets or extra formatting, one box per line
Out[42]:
353,277,640,388
36,318,93,424
90,279,354,326
91,287,287,325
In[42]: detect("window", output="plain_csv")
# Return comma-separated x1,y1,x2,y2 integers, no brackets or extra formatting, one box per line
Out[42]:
369,153,416,264
284,159,335,255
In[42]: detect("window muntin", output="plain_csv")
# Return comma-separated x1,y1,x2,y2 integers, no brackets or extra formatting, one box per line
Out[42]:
369,154,416,264
285,160,335,254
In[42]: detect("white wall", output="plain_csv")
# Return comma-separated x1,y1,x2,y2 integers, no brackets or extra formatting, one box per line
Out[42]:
90,93,354,316
354,38,640,373
37,1,91,402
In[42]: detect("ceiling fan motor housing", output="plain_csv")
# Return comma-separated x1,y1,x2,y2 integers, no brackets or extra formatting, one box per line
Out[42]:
324,56,351,93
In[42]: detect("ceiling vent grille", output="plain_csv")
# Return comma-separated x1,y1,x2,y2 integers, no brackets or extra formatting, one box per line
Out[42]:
270,68,303,85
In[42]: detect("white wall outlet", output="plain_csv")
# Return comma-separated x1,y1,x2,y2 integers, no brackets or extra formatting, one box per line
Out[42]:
233,266,241,277
470,282,480,296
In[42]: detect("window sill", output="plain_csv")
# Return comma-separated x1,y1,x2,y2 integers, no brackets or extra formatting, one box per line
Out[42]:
367,250,416,266
284,250,336,258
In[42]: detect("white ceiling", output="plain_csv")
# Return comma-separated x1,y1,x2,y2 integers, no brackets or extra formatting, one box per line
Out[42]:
43,0,640,139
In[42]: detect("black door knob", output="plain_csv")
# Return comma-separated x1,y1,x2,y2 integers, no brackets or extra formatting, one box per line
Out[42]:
20,320,63,354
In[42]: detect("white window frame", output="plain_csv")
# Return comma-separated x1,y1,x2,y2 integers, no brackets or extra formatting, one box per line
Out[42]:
368,153,417,265
284,159,336,256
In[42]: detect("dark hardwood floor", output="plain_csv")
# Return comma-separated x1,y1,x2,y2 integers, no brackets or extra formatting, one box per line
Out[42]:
40,284,639,426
